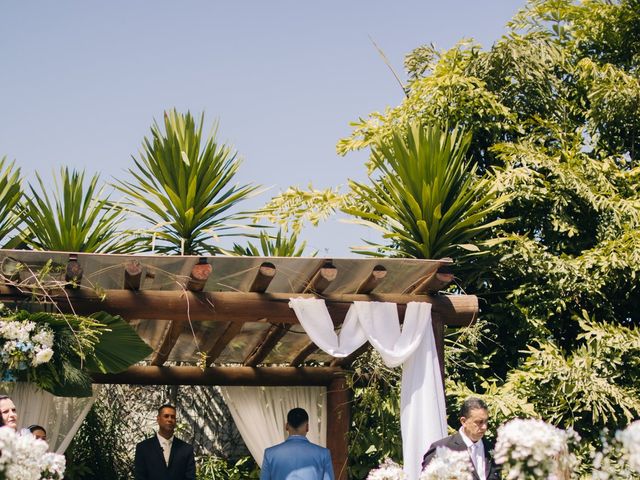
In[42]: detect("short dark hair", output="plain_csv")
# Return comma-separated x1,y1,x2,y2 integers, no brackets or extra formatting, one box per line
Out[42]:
28,424,46,434
157,404,176,415
0,395,12,427
287,408,309,429
460,397,488,418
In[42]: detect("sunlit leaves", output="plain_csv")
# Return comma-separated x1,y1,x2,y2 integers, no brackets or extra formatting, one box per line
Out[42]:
0,157,23,248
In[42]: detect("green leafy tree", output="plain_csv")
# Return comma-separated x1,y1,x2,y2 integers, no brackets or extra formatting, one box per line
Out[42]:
20,168,136,253
116,109,260,255
229,229,315,257
337,0,640,473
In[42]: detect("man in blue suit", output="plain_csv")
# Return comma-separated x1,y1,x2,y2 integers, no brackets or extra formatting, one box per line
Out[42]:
134,404,196,480
260,407,335,480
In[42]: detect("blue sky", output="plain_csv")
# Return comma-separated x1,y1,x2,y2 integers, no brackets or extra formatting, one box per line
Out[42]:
0,1,525,256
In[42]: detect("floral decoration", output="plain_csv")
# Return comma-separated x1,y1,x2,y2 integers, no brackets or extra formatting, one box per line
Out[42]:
494,418,579,480
420,446,473,480
0,426,65,480
367,458,408,480
616,420,640,475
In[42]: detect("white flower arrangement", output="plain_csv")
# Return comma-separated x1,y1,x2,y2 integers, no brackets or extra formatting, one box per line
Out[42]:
0,320,55,378
420,446,473,480
0,426,65,479
616,420,640,474
494,418,579,480
367,458,408,480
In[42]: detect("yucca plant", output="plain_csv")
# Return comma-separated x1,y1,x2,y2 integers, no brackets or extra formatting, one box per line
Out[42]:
229,229,315,257
20,168,136,253
116,109,260,255
0,156,24,248
344,122,509,259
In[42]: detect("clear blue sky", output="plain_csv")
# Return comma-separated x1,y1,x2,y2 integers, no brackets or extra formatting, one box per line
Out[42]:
0,1,525,256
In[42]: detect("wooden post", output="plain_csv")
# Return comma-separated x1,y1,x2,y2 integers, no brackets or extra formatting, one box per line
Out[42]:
326,376,350,480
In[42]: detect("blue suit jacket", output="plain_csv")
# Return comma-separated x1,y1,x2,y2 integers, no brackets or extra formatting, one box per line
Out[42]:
260,436,335,480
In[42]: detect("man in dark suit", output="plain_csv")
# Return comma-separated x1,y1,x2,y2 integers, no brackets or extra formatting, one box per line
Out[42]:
260,407,334,480
134,404,196,480
422,397,500,480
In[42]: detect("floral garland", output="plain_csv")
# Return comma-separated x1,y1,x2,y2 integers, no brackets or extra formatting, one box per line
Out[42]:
420,447,473,480
0,426,65,480
367,458,407,479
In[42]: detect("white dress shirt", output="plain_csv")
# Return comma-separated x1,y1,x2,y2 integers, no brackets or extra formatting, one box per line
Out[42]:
459,428,486,480
157,433,174,466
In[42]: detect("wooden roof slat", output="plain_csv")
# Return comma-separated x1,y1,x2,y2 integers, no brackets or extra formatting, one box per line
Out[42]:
249,262,276,293
150,321,184,366
65,254,82,289
244,322,290,366
290,340,319,367
186,258,212,292
206,321,245,365
330,343,370,368
92,365,346,386
356,265,387,294
305,261,337,294
124,260,143,290
409,258,454,294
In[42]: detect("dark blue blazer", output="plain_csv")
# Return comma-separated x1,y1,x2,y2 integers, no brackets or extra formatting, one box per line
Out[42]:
134,435,196,480
260,436,334,480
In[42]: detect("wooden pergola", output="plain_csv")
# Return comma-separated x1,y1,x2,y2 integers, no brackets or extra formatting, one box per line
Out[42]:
0,250,478,479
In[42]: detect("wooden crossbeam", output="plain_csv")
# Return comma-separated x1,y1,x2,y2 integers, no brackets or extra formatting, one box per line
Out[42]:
244,323,290,367
124,260,143,290
92,366,346,386
305,262,337,294
0,287,477,326
409,258,454,294
249,262,276,293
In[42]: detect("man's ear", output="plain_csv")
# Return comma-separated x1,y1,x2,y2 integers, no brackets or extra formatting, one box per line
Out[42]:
460,416,467,426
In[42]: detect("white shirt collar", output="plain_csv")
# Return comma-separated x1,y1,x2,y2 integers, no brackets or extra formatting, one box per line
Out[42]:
157,432,174,445
459,427,483,450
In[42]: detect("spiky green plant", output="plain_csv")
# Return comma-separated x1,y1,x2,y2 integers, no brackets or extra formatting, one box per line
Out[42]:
345,122,509,258
229,229,314,257
116,109,260,255
0,156,24,248
20,168,135,253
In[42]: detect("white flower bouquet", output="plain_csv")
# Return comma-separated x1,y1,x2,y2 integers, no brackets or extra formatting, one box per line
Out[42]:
0,426,65,479
367,458,408,480
0,319,54,381
420,446,473,480
616,420,640,474
494,418,579,480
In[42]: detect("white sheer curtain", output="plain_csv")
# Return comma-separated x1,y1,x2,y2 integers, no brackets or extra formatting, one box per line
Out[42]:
0,382,98,453
220,386,327,467
289,298,447,480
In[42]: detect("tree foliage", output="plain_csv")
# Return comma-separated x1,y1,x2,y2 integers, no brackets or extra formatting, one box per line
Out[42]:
340,0,640,472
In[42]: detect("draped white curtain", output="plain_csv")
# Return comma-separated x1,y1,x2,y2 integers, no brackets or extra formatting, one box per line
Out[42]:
289,298,447,480
220,386,327,467
0,383,98,453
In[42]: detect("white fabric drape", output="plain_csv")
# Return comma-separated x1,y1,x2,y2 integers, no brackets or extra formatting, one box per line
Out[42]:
0,383,98,453
289,298,447,480
220,386,327,467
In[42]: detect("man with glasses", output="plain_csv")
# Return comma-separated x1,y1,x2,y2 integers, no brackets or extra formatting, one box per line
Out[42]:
421,397,500,480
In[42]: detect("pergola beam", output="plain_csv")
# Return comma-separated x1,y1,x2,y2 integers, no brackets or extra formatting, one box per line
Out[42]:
92,366,346,386
0,288,477,326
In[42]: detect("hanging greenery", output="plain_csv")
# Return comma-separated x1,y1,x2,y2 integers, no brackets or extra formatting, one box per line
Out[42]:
0,304,152,397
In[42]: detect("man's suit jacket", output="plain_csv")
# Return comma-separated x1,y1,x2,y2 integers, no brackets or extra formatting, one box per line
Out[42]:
260,435,334,480
134,435,196,480
421,432,500,480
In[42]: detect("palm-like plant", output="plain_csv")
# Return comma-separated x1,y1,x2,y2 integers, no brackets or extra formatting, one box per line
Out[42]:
229,229,315,257
20,168,136,253
345,122,509,259
116,109,260,255
0,157,24,248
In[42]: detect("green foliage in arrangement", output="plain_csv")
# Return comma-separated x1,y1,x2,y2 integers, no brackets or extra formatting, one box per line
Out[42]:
196,455,259,480
0,307,151,397
19,168,137,253
340,0,640,476
116,109,261,255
